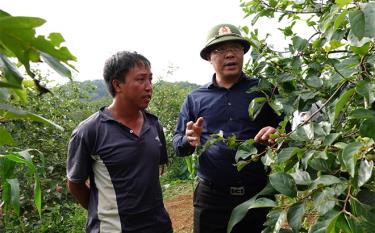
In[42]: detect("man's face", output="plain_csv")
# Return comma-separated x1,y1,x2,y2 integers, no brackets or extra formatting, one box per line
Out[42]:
208,41,244,79
115,63,153,110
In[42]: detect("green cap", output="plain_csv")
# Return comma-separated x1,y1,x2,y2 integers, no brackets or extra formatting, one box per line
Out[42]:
200,23,250,60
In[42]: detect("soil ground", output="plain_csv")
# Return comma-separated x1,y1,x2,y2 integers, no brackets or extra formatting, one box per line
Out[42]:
163,181,194,233
165,194,193,233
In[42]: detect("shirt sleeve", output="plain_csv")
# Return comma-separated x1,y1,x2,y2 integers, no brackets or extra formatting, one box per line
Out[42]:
66,128,92,183
172,95,196,156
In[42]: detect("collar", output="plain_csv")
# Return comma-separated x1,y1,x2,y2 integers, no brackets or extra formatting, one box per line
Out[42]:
205,72,248,89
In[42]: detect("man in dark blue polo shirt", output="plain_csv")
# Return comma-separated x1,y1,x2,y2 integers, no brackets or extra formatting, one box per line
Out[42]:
67,51,172,233
173,24,283,233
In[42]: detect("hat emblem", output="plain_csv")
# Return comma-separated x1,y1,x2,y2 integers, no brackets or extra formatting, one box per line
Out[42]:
218,26,232,35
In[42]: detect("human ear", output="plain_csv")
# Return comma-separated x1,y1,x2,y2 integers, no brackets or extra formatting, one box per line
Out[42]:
112,79,122,93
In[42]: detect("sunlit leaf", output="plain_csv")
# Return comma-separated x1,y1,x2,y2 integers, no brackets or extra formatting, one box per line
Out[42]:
342,142,362,177
34,179,42,217
334,10,348,31
291,170,312,185
0,126,14,146
248,97,266,120
336,0,350,8
357,159,373,187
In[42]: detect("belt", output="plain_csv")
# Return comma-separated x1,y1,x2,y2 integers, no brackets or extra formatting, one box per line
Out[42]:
198,177,246,196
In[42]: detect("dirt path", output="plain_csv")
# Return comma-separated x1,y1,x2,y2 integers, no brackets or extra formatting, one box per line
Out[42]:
164,194,193,233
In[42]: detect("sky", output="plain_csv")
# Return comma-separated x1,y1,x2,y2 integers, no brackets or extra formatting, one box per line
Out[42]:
2,0,286,85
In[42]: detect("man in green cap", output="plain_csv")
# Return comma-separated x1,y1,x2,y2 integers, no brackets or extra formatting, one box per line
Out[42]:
173,24,283,233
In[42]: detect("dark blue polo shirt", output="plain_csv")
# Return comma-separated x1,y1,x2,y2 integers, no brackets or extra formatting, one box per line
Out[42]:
67,107,171,233
173,73,282,187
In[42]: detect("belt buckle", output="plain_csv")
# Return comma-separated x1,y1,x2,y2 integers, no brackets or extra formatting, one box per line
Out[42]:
230,186,245,196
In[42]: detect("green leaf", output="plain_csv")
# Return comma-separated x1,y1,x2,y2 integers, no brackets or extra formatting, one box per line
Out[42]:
0,103,64,131
342,142,362,177
334,10,348,31
357,190,375,207
287,202,305,233
291,170,312,185
248,97,266,120
349,108,375,119
326,212,341,233
309,157,332,172
0,16,45,29
308,210,340,233
349,198,375,230
323,133,341,146
351,42,370,56
277,147,302,163
357,159,373,187
269,172,297,197
362,2,375,38
40,52,72,78
336,213,352,233
310,175,342,190
0,54,24,88
34,178,42,217
227,197,276,233
235,141,257,161
359,118,375,139
349,10,365,40
48,32,65,47
334,88,355,121
356,80,375,104
336,0,350,8
313,189,336,215
6,178,20,216
305,75,323,88
292,36,308,51
0,126,15,146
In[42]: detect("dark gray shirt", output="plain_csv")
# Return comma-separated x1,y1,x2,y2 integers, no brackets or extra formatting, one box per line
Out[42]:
67,107,169,232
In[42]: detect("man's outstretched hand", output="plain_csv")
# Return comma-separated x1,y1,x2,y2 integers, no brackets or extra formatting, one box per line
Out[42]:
186,117,204,147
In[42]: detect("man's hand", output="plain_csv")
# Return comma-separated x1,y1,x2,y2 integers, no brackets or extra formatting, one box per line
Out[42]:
254,126,277,146
186,117,204,147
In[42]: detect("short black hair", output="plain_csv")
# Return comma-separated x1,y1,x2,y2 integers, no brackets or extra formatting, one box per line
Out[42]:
103,51,151,97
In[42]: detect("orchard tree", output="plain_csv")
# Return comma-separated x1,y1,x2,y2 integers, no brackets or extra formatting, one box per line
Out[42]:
0,9,75,227
226,1,375,232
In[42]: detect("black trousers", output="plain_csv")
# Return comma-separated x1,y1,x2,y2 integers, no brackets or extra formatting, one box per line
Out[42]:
193,181,269,233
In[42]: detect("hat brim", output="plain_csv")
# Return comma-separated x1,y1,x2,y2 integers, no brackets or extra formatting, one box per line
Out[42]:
200,37,250,60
